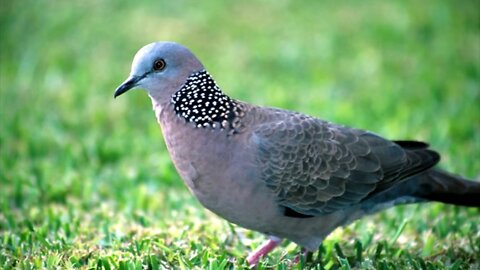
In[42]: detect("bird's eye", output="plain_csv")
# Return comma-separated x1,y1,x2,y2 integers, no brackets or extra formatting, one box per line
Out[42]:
153,59,166,71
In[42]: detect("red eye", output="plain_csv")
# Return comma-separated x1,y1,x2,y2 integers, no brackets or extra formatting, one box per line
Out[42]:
153,59,166,71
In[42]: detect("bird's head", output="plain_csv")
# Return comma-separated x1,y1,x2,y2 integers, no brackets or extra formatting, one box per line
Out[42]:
114,41,204,100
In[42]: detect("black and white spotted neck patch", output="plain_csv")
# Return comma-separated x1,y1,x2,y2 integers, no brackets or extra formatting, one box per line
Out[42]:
171,70,243,129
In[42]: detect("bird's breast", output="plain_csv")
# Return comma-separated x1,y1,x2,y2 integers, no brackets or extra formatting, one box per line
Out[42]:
155,107,281,230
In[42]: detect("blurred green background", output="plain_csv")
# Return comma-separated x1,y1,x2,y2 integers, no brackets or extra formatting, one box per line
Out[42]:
1,0,479,269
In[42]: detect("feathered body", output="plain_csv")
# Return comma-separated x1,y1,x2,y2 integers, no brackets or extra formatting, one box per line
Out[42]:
149,69,479,250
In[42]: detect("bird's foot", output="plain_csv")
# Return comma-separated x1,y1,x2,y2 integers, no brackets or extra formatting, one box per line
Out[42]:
246,236,282,266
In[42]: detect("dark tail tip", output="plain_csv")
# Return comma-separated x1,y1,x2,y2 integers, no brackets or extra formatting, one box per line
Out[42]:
419,191,480,207
415,170,480,207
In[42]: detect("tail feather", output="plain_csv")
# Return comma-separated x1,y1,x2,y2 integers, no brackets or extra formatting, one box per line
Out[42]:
414,169,480,207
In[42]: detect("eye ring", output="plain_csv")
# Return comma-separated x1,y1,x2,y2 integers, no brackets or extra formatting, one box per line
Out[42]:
153,58,166,71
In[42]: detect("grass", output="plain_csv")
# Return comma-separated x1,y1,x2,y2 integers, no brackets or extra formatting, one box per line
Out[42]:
1,0,479,269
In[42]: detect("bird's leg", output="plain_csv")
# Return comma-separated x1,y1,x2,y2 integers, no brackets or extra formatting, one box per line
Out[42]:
246,236,282,266
292,247,313,264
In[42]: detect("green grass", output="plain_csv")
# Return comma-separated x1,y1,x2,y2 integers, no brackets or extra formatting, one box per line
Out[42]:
1,0,479,269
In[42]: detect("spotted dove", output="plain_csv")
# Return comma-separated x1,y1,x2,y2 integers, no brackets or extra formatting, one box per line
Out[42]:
114,41,480,266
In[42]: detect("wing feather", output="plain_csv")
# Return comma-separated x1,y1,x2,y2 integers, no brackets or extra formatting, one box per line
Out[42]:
251,111,440,215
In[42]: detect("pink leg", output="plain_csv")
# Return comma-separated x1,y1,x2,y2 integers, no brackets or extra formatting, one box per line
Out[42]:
246,236,282,266
292,248,309,264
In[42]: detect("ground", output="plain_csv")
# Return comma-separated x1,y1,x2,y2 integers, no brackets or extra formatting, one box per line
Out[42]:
1,0,479,269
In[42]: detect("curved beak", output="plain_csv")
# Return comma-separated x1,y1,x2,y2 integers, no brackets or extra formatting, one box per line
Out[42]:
114,75,144,98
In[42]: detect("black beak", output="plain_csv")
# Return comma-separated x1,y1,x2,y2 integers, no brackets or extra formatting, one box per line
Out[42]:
114,75,144,98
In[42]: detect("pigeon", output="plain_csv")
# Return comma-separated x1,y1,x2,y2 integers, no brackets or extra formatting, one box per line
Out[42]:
114,41,480,266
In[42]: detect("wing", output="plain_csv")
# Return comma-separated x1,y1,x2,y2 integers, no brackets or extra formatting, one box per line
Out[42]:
251,112,440,216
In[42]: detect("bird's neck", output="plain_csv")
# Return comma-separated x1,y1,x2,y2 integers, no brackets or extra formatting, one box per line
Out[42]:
169,70,245,129
150,69,247,133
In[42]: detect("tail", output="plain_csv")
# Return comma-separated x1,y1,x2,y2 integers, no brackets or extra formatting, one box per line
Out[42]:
414,169,480,207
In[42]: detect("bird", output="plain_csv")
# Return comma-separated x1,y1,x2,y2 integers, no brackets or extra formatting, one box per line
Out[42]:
114,41,480,266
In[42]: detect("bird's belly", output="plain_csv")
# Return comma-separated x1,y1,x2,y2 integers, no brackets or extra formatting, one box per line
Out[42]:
186,167,355,249
184,163,280,233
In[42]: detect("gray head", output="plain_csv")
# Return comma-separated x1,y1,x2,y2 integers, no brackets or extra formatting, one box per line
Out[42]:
114,42,204,100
